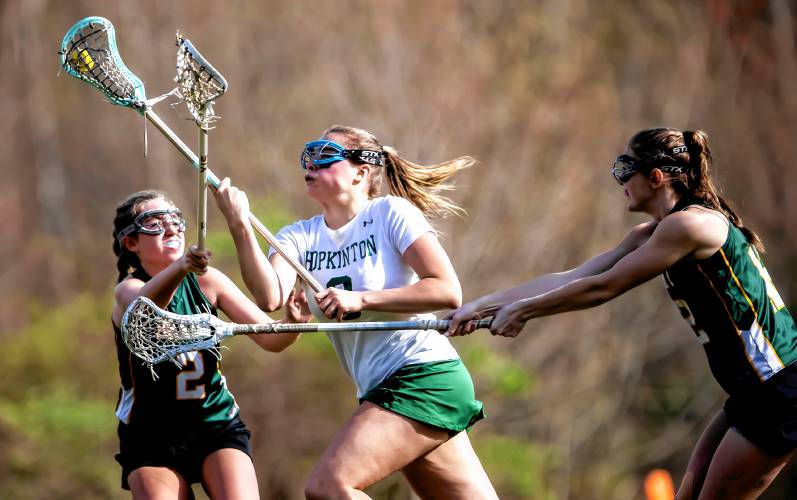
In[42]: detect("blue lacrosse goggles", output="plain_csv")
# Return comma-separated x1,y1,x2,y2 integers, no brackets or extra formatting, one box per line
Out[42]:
117,208,186,241
300,140,384,170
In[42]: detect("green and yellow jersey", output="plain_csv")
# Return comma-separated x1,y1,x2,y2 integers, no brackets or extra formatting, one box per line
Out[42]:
663,204,797,394
113,269,239,434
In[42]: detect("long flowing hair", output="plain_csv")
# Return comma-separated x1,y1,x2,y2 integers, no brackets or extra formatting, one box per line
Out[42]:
628,127,764,251
322,125,475,218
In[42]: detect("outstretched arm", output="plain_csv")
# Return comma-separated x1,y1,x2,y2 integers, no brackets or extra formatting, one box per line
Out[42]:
445,222,657,335
489,214,714,337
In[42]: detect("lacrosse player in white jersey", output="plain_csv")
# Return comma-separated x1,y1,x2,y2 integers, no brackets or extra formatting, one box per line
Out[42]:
214,125,497,499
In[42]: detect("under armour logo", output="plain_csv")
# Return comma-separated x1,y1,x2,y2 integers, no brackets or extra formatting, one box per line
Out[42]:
363,219,374,227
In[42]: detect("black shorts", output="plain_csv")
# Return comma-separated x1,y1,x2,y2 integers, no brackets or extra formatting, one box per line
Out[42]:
115,416,252,490
724,364,797,456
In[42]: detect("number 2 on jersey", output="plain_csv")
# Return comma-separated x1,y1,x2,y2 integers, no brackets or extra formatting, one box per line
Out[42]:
176,351,206,400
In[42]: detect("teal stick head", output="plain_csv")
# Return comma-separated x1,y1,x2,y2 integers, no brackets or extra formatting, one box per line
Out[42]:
60,17,147,108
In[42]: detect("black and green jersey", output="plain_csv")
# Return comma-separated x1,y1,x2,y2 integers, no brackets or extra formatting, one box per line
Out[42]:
663,204,797,395
113,269,239,434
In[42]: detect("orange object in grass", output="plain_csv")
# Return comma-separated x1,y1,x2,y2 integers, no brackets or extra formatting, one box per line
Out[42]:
644,469,675,500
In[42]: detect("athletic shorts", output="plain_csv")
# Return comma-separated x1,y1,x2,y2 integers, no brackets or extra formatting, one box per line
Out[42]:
360,359,485,436
724,363,797,456
115,415,252,490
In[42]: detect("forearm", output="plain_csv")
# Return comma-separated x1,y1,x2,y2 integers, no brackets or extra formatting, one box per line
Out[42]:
515,276,615,321
136,262,187,308
477,244,633,313
468,272,572,313
361,278,462,313
228,303,300,352
217,274,300,353
227,220,285,310
248,331,299,352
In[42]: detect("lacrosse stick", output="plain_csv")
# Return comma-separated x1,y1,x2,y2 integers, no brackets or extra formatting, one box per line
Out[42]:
59,17,323,291
174,32,228,250
122,296,493,366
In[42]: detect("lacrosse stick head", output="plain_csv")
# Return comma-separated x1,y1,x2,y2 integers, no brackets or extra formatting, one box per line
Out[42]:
60,17,147,108
175,33,228,124
121,296,225,366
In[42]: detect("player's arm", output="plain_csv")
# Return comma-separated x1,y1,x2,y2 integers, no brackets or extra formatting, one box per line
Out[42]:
111,246,209,326
204,267,300,352
445,222,656,334
489,214,713,337
314,233,461,321
214,178,297,311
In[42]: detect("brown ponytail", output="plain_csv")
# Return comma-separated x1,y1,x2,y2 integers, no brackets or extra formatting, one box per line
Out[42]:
322,125,475,218
629,127,764,252
112,190,173,283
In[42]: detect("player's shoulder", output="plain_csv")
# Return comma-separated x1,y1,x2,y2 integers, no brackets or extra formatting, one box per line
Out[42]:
282,214,324,235
114,275,144,300
113,276,145,325
663,205,722,229
382,194,414,208
373,195,420,216
659,206,727,247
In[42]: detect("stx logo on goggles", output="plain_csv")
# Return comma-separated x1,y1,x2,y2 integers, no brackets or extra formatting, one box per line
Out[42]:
300,140,385,170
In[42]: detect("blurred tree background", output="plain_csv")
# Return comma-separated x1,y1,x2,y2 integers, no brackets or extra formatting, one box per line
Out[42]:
1,0,796,498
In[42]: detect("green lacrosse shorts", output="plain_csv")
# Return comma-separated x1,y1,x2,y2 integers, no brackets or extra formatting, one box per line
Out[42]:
360,359,485,436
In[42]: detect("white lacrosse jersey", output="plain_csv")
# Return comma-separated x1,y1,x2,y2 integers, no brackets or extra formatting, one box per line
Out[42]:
269,195,460,397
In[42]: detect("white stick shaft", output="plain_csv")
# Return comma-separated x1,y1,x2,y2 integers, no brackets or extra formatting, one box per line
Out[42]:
197,110,208,250
142,109,323,292
227,318,493,335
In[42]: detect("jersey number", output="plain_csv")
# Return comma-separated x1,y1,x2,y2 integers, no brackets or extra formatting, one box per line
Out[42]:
674,299,710,345
176,351,206,400
747,248,786,312
326,275,361,320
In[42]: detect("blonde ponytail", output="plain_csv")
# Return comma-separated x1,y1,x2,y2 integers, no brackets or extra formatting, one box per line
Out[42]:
381,146,474,218
322,125,474,218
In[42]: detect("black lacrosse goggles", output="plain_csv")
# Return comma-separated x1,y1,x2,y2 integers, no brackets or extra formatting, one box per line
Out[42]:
117,208,186,241
611,155,685,185
300,140,384,170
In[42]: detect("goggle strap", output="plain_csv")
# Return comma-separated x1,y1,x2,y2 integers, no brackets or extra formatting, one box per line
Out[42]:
348,149,384,166
614,155,685,174
300,140,385,169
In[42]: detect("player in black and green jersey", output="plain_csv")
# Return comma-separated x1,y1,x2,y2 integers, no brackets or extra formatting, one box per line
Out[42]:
111,190,308,498
446,128,797,499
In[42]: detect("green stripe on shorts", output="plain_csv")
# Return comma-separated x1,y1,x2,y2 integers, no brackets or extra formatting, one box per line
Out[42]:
360,359,485,435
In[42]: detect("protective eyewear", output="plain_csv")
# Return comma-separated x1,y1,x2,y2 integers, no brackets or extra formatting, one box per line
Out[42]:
117,208,186,241
300,140,384,170
610,155,685,185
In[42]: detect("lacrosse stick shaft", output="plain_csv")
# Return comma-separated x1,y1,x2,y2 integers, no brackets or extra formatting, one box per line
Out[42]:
227,318,494,335
121,295,493,366
197,108,209,250
142,109,323,292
